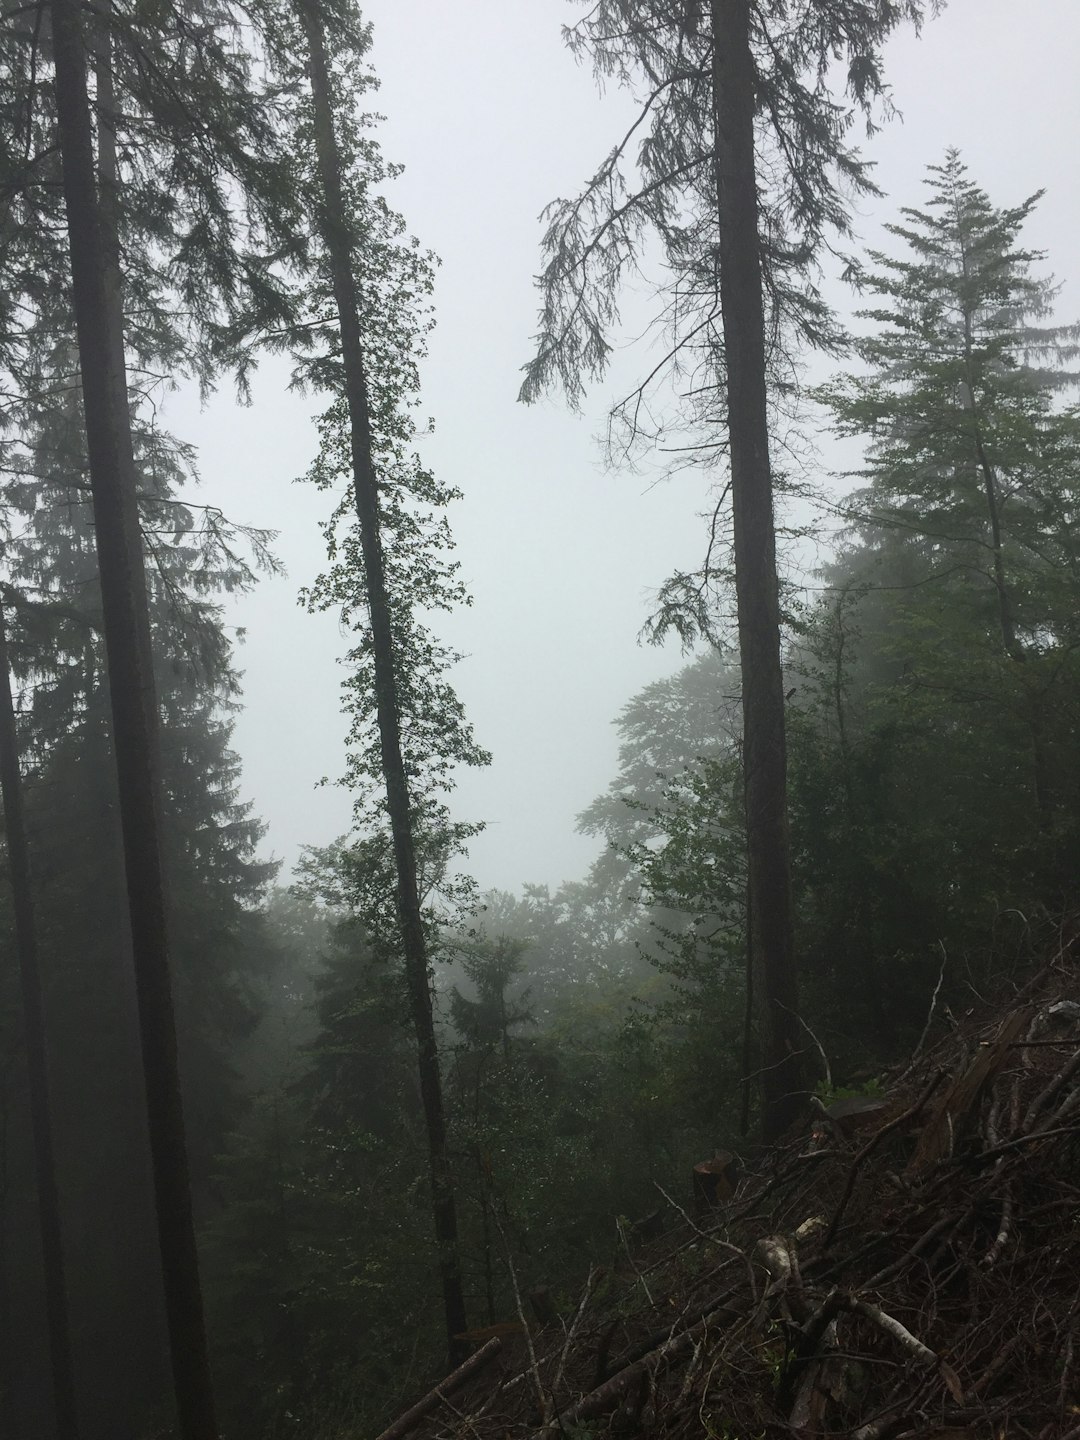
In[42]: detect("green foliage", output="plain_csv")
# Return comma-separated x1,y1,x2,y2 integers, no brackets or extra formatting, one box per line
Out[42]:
814,1076,884,1105
259,0,491,969
785,156,1080,1063
520,0,941,643
523,0,941,412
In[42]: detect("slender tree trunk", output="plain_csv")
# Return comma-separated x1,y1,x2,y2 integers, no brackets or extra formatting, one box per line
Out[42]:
48,5,218,1435
955,224,1051,828
967,415,1052,828
299,0,468,1361
0,599,79,1440
0,1085,10,1438
710,0,803,1139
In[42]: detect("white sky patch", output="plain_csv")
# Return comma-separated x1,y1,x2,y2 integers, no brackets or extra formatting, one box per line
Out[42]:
163,0,1080,895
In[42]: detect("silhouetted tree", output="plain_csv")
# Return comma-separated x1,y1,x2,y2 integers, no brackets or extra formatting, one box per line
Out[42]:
521,0,940,1137
0,597,78,1440
50,0,218,1428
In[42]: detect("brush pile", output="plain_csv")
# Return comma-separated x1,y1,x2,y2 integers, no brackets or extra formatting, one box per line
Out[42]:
377,944,1080,1440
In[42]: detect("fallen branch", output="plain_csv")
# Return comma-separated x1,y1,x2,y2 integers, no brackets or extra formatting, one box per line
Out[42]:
844,1298,963,1403
372,1337,503,1440
493,1206,547,1423
911,940,948,1062
975,1123,1080,1164
864,1211,959,1291
981,1181,1014,1268
616,1214,655,1307
553,1266,599,1398
1021,1047,1080,1134
531,1291,754,1437
846,1298,936,1367
824,1072,944,1248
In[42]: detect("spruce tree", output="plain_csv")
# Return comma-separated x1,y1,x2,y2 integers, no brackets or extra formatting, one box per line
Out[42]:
0,596,78,1440
0,357,277,1433
520,0,940,1137
818,152,1080,839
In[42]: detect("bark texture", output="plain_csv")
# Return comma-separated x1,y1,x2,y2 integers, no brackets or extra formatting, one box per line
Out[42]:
48,2,218,1434
0,600,79,1439
299,0,469,1359
710,0,803,1138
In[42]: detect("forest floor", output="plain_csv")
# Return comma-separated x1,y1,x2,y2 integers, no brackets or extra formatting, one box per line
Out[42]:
375,931,1080,1440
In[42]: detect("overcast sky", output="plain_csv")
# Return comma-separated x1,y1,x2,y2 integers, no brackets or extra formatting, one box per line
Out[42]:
166,0,1080,898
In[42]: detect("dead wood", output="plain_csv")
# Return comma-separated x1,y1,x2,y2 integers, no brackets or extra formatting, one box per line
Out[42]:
824,1071,945,1247
372,941,1080,1440
907,1009,1031,1174
372,1337,502,1440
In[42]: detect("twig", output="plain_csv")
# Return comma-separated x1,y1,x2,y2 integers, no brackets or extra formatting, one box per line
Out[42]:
1058,1325,1075,1427
492,1207,548,1424
553,1267,598,1398
824,1071,945,1248
616,1214,654,1306
851,1415,905,1440
864,1211,959,1290
674,1336,705,1409
530,1289,754,1438
982,1181,1014,1268
911,940,947,1062
372,1337,502,1440
971,1333,1022,1396
777,1000,831,1089
583,1281,746,1401
652,1179,708,1238
653,1182,757,1302
1021,1048,1080,1133
431,1387,486,1440
975,1124,1080,1164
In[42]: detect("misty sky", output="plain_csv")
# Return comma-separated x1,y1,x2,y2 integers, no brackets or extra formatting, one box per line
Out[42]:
165,0,1080,898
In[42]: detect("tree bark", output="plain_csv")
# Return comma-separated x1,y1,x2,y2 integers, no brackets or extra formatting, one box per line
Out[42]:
48,3,219,1435
710,0,803,1139
299,0,469,1360
0,599,80,1439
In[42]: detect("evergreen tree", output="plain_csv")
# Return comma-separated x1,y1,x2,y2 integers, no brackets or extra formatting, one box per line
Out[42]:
817,153,1080,861
0,596,77,1440
49,0,223,1421
520,0,940,1137
0,386,276,1435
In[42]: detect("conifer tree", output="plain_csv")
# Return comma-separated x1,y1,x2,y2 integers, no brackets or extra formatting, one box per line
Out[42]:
521,0,939,1137
818,152,1080,843
1,0,307,1427
0,596,78,1440
49,0,219,1428
0,340,278,1433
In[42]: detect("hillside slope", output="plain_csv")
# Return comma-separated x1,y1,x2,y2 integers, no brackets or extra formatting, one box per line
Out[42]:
376,934,1080,1440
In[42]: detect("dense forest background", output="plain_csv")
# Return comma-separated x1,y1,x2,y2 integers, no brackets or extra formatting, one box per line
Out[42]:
1,1,1079,1438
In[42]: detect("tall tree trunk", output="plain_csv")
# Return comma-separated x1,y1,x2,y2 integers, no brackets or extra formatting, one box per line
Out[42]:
0,599,80,1440
956,223,1051,829
966,409,1052,829
48,5,219,1435
299,0,468,1361
710,0,803,1139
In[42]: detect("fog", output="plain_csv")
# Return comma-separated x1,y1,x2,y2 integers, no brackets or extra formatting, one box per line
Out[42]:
165,0,1080,895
